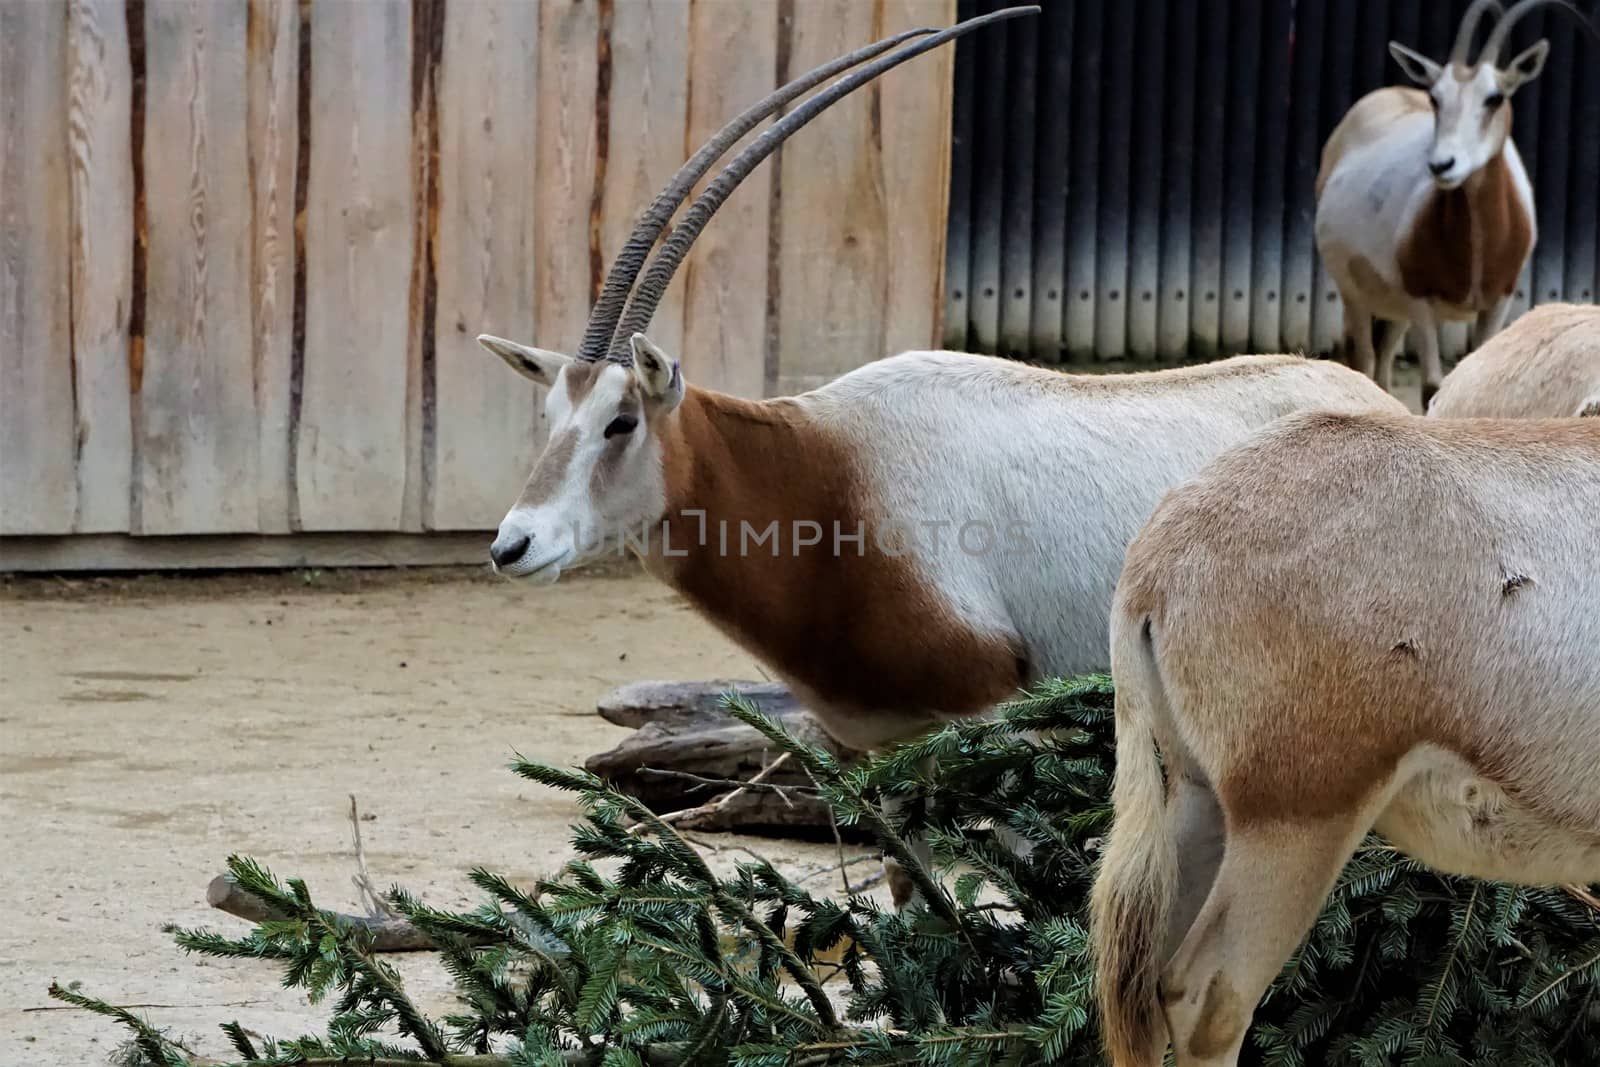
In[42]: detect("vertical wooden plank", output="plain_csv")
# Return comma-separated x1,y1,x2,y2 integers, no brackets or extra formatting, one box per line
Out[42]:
1564,22,1598,304
1507,11,1545,322
1310,0,1356,355
942,0,977,351
247,0,298,533
1090,0,1135,363
1248,0,1290,354
997,8,1034,357
1188,0,1228,358
1125,0,1164,360
878,0,955,357
66,0,133,532
1530,23,1571,308
297,0,414,531
776,0,948,391
0,2,76,534
1157,0,1196,359
603,0,689,361
1280,0,1325,353
137,0,257,533
777,0,885,389
1029,0,1072,361
533,0,598,365
430,0,542,530
681,0,775,394
1220,0,1260,354
1094,0,1134,360
1062,0,1103,361
964,0,1004,356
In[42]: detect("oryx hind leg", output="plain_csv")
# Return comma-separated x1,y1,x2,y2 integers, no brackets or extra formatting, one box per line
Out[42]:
1159,817,1370,1066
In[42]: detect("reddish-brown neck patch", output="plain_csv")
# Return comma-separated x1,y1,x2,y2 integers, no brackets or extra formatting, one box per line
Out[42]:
644,387,1025,748
1398,148,1532,308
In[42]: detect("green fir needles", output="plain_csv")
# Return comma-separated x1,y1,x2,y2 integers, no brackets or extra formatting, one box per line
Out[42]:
54,676,1600,1065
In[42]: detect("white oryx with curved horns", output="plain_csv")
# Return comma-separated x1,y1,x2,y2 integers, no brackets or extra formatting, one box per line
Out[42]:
478,10,1404,898
1315,0,1596,409
1092,411,1600,1066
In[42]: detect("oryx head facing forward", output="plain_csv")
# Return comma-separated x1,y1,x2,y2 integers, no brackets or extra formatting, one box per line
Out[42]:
1387,0,1577,189
476,10,1031,581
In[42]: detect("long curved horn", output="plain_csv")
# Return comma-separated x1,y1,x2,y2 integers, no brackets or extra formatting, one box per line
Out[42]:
571,26,940,362
607,5,1040,363
1450,0,1504,66
1482,0,1600,65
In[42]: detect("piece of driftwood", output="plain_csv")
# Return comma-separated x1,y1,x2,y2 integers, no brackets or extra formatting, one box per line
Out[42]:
205,874,440,953
587,680,865,836
596,679,799,729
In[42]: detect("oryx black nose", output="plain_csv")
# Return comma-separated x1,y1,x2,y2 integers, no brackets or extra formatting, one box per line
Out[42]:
1428,157,1454,177
490,534,530,568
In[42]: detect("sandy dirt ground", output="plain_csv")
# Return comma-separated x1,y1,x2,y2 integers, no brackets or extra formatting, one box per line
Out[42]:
0,565,867,1066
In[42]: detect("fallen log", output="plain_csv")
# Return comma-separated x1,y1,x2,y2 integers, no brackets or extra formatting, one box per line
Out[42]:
585,680,865,835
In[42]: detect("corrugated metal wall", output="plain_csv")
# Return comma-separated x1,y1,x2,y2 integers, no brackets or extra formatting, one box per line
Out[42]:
944,0,1599,362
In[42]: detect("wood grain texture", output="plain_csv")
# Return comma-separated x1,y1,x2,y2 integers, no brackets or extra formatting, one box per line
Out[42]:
775,0,950,395
138,0,256,534
66,0,133,532
297,0,414,531
679,0,776,397
533,0,600,359
603,0,690,361
1,1,76,534
878,0,954,358
246,0,298,532
430,0,542,530
776,0,884,394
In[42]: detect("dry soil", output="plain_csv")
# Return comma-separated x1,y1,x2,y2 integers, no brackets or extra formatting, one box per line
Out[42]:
0,565,866,1065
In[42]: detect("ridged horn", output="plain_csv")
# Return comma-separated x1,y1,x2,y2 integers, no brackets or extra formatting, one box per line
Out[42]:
1450,0,1504,66
1481,0,1600,66
605,5,1040,364
570,26,940,362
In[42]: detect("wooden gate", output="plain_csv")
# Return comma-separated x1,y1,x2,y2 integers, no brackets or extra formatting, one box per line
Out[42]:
0,0,954,567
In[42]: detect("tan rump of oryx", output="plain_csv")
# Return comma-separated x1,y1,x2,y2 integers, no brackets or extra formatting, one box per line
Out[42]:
1092,412,1600,1067
1429,302,1600,418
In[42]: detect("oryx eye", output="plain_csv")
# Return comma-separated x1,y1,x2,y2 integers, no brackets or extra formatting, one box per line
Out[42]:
1485,92,1505,110
604,415,638,439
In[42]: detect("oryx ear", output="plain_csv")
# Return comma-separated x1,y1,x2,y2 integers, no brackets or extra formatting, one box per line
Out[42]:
1500,40,1549,93
629,333,685,410
1389,42,1442,86
476,334,572,384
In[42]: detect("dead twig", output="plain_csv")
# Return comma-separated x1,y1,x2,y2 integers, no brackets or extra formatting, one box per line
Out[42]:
631,753,793,834
349,794,398,919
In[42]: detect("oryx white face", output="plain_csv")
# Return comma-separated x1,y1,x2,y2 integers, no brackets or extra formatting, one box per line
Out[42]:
477,333,686,582
1389,38,1549,190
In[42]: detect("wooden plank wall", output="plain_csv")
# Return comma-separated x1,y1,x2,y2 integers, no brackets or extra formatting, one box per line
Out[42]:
0,0,955,553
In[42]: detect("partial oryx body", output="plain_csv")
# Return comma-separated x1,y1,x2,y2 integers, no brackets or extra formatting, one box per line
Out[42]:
484,345,1403,755
1092,411,1600,1066
1313,0,1577,408
1430,302,1600,417
476,16,1402,757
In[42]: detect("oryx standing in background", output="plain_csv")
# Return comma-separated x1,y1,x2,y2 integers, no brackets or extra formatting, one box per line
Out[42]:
1314,0,1593,409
